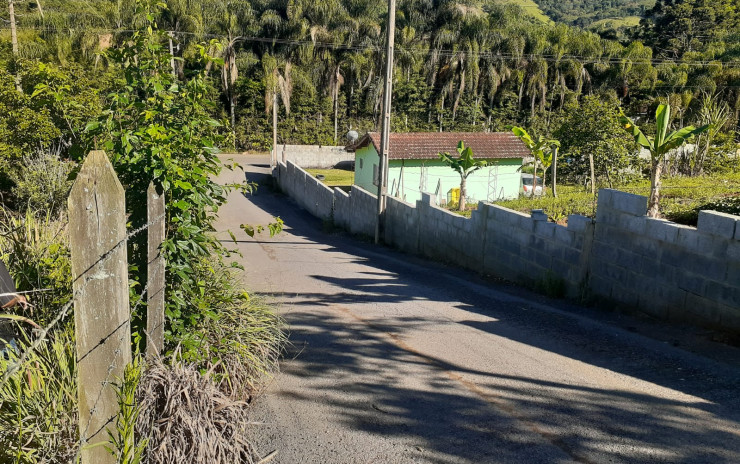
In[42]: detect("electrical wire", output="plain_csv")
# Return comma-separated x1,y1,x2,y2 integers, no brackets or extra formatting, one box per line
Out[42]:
1,25,740,69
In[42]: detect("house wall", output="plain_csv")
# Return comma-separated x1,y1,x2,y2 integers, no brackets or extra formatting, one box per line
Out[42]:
275,160,740,333
385,158,522,205
354,145,380,193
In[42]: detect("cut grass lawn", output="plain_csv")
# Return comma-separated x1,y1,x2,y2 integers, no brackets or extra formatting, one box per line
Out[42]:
305,168,354,187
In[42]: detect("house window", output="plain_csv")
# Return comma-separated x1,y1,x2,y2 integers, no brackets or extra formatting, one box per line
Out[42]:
359,158,364,169
373,164,379,186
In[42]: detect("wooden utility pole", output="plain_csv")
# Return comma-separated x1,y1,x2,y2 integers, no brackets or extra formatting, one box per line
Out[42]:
8,0,22,92
272,92,278,167
374,0,396,244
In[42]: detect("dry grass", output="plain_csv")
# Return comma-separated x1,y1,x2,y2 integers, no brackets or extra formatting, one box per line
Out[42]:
135,355,261,464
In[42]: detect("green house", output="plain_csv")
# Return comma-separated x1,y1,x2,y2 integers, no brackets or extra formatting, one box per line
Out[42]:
348,132,528,205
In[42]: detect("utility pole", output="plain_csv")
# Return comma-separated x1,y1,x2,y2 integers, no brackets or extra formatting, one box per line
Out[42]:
272,92,278,167
374,0,396,244
8,0,22,92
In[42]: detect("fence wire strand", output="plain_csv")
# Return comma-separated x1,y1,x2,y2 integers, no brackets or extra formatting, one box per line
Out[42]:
0,211,165,387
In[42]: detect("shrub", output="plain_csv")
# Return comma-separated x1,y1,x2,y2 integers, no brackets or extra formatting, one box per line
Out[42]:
9,147,75,215
0,329,79,464
135,356,261,464
0,210,72,328
178,258,286,399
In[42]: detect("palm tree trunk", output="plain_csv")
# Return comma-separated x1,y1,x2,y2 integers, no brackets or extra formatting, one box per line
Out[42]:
9,0,22,92
589,152,596,197
647,159,663,218
552,147,558,198
518,80,525,110
334,85,339,144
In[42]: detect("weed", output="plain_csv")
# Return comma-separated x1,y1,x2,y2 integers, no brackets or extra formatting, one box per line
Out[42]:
536,271,567,298
135,355,260,464
0,329,79,464
177,258,287,399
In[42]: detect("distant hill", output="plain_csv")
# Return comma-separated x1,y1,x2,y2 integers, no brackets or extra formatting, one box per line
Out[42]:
532,0,655,28
492,0,552,23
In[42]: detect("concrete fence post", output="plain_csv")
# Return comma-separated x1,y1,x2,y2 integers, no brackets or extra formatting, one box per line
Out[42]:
147,182,166,356
68,150,131,464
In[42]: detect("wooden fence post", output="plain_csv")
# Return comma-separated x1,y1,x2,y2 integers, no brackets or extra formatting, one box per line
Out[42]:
147,182,165,356
69,150,131,464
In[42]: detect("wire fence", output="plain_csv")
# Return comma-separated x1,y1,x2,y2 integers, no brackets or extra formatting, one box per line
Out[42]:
0,150,167,463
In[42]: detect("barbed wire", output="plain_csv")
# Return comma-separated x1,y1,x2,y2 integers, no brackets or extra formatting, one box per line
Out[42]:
0,211,165,387
74,278,151,462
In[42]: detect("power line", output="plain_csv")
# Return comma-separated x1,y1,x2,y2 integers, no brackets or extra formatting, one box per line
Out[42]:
2,25,740,69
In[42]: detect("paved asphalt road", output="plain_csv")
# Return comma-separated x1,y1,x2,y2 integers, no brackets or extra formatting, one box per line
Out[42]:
215,155,740,464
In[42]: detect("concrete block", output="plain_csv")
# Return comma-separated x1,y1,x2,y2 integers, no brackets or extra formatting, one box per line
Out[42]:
419,192,434,206
674,269,707,296
589,274,613,298
675,293,720,325
621,214,647,235
615,249,641,270
687,255,726,282
645,218,680,243
611,282,640,307
676,227,717,256
719,305,740,332
697,210,739,239
567,215,592,232
729,241,740,261
591,243,619,263
603,189,648,216
705,281,740,308
559,246,582,265
727,264,740,283
531,209,548,222
554,226,575,247
534,221,556,239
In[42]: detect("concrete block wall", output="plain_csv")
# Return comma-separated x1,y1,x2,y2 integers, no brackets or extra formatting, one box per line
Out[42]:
480,205,593,297
279,145,353,169
274,161,740,333
347,186,377,237
385,196,420,254
590,189,740,331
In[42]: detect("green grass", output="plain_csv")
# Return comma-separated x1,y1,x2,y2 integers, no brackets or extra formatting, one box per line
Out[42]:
589,16,642,29
497,0,552,23
305,169,354,187
491,173,740,226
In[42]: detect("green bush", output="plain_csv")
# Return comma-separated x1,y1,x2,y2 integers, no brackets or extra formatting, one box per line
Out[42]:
9,148,75,215
178,258,286,399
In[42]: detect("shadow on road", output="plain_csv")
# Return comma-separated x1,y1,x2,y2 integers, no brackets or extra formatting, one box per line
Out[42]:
240,168,740,463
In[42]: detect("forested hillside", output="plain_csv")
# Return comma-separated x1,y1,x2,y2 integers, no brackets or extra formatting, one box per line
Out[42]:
0,0,738,182
534,0,654,27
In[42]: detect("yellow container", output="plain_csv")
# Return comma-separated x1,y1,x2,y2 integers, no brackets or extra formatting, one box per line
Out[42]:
447,188,460,205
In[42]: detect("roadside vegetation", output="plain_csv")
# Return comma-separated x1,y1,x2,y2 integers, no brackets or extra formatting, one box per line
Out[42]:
493,173,740,226
0,2,285,462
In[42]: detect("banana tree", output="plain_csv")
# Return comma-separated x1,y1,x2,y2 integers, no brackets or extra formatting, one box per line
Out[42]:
438,141,487,212
619,104,708,218
511,127,560,196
